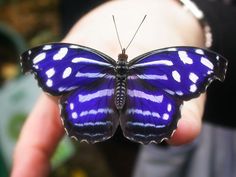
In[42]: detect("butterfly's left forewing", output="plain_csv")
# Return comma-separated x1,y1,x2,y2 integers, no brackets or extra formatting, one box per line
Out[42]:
20,43,116,96
121,47,227,144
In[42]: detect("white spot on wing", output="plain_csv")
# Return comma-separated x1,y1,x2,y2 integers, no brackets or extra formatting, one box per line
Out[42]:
33,53,46,64
189,72,199,83
72,112,78,119
164,89,175,95
46,79,53,87
178,51,193,64
70,103,74,110
190,84,197,92
43,45,52,50
33,65,39,69
176,91,184,96
53,47,68,60
69,45,80,49
46,68,55,78
167,104,172,112
201,57,214,69
195,49,204,55
62,67,72,79
172,70,181,82
58,87,66,92
163,113,169,120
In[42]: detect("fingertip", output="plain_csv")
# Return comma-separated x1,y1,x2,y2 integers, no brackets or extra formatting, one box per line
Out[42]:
168,114,202,146
11,148,51,177
11,93,64,177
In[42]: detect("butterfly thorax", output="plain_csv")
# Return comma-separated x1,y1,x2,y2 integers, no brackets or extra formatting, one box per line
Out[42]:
115,49,129,110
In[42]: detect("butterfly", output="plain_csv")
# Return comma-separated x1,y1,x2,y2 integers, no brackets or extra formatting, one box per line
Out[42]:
20,43,228,144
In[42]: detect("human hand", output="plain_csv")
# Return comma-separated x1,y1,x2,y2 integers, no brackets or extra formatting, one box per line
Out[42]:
11,1,205,176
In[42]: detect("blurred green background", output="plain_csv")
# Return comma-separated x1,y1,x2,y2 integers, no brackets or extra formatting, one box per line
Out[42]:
0,0,115,177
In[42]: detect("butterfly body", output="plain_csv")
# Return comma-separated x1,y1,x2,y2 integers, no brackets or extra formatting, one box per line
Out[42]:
20,43,228,144
115,49,129,110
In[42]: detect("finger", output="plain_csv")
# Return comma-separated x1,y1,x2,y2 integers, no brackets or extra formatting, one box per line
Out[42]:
168,94,206,145
11,94,64,177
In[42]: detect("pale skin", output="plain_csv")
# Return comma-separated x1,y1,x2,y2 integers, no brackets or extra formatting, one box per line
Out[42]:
11,0,206,176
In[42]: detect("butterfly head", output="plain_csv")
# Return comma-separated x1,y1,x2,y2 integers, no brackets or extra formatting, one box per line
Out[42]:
118,48,128,62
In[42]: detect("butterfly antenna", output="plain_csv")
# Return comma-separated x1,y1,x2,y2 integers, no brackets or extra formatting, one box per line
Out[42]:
125,15,147,51
112,15,123,51
112,15,147,52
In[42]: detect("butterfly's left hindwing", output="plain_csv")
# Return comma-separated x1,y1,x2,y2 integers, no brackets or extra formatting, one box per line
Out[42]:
20,43,116,96
60,77,119,143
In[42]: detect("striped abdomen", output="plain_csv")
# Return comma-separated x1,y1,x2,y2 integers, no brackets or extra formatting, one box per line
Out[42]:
115,76,127,110
115,58,128,110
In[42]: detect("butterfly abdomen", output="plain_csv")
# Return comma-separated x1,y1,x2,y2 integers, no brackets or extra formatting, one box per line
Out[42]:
115,57,129,110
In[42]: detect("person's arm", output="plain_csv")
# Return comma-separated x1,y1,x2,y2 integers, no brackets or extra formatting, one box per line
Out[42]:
11,1,205,176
